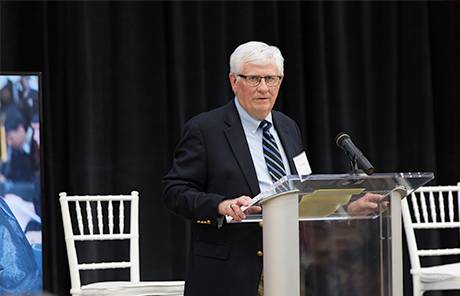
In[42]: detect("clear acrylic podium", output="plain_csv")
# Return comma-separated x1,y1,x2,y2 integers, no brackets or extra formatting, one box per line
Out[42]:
233,172,434,296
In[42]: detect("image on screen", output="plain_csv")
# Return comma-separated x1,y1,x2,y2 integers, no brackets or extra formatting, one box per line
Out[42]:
0,74,43,295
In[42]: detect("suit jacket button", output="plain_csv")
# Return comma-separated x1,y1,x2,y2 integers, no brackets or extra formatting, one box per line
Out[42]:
259,222,263,227
206,220,211,224
257,251,263,257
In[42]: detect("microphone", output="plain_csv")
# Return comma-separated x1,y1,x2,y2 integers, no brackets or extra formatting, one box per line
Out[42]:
335,132,374,175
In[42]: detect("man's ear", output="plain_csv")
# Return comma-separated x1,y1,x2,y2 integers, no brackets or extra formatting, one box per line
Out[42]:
229,73,238,94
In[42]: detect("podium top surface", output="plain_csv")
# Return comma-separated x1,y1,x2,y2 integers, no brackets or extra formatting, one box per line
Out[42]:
258,172,434,201
292,172,433,193
230,172,434,222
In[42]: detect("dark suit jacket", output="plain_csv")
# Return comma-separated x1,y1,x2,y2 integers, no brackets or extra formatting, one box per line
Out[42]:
162,99,304,296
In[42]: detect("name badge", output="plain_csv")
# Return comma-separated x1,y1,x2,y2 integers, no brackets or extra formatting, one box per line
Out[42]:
293,151,311,181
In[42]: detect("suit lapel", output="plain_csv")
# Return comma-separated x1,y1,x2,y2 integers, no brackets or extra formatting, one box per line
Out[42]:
273,112,298,175
223,101,260,196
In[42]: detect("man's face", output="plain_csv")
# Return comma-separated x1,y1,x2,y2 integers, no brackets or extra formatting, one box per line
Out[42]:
6,125,27,149
229,61,283,120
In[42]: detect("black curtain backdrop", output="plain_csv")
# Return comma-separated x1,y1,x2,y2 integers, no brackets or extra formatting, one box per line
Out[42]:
1,1,459,295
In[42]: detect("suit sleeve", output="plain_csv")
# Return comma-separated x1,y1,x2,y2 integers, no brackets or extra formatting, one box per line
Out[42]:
162,119,225,225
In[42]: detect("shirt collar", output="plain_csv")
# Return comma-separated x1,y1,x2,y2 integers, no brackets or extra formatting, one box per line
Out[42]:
234,97,273,134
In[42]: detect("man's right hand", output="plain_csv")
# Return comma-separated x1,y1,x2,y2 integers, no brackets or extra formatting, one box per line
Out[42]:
218,195,261,223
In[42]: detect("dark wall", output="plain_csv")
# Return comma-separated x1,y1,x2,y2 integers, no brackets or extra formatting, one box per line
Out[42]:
1,1,459,295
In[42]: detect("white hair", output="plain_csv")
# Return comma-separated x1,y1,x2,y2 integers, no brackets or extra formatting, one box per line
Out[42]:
229,41,284,76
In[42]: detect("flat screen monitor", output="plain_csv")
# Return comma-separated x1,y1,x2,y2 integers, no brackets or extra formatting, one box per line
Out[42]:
0,73,43,295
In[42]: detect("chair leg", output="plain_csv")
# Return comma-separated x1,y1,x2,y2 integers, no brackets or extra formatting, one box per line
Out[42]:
413,283,425,296
413,287,423,296
412,276,423,296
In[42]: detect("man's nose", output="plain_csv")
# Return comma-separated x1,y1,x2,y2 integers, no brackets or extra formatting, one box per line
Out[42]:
257,78,269,91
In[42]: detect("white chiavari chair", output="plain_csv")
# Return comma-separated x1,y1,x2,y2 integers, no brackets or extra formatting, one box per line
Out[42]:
60,191,184,296
401,183,460,295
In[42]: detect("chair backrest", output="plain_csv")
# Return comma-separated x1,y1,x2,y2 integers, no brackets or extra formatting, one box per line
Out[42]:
59,191,140,294
401,183,460,272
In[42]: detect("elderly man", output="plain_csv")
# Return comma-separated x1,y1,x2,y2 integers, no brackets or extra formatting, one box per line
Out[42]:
163,41,303,296
162,41,381,296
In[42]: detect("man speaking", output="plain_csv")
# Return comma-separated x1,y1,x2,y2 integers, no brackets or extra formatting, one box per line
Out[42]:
162,41,304,296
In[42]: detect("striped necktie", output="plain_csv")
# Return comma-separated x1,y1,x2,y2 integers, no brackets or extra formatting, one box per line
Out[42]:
260,120,286,184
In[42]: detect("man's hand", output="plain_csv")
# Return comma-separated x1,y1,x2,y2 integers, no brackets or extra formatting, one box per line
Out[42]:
347,193,388,216
218,195,262,223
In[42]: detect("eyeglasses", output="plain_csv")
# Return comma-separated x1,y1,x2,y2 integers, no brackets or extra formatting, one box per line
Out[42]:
238,74,281,87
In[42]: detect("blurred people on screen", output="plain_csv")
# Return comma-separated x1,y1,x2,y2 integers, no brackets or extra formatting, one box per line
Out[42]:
1,110,41,244
0,79,17,117
0,76,41,247
17,76,39,125
2,109,40,183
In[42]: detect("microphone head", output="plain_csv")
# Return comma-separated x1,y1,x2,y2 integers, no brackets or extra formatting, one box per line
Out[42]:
335,132,350,148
